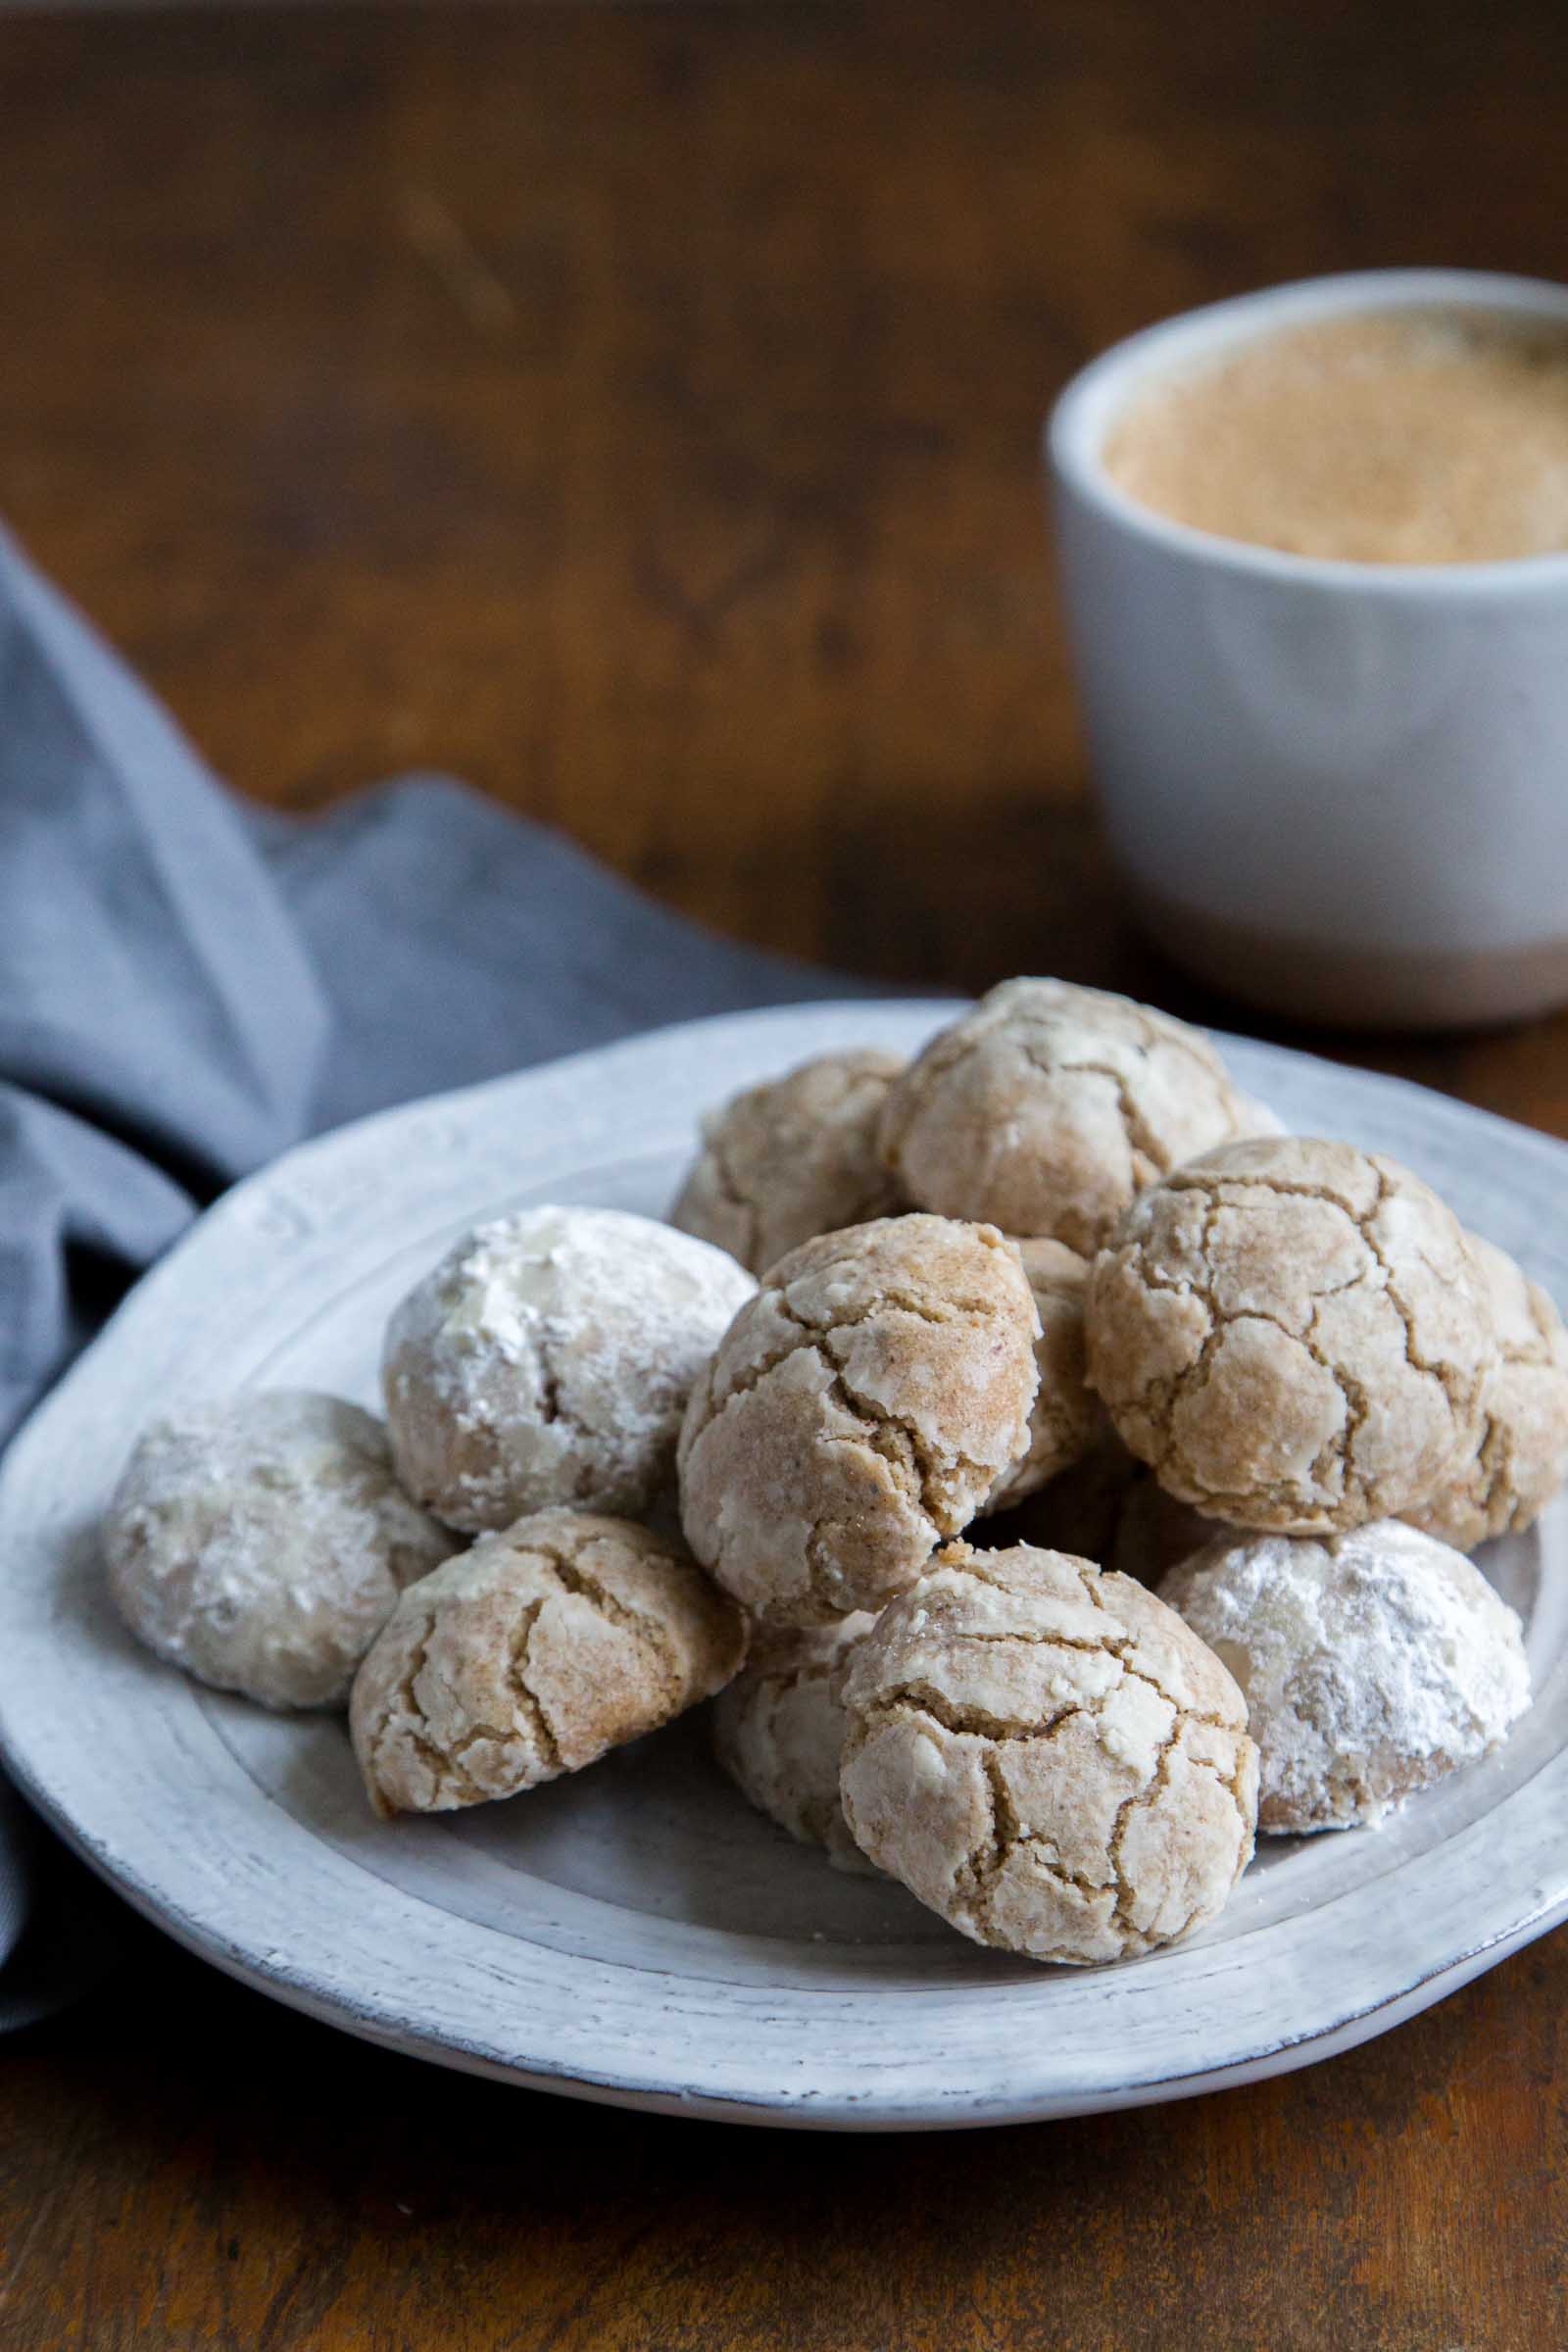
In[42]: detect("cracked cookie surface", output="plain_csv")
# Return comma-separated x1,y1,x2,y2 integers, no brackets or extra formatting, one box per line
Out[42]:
677,1215,1040,1626
1161,1521,1531,1832
382,1206,755,1533
350,1507,747,1817
1407,1233,1568,1551
838,1540,1257,1963
712,1614,880,1873
104,1391,455,1712
1086,1136,1495,1535
982,1239,1101,1512
670,1049,906,1275
877,979,1282,1253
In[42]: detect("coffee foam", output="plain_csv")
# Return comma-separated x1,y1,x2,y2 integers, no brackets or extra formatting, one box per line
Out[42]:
1102,306,1568,565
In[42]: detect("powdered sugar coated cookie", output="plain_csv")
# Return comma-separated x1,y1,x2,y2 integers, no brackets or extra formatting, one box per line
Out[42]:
383,1206,755,1532
1160,1520,1530,1832
104,1390,454,1710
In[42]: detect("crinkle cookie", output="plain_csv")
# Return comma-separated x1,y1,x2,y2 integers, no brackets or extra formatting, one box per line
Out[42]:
677,1215,1039,1626
382,1206,755,1533
839,1541,1256,1964
1161,1521,1531,1833
983,1239,1100,1512
104,1391,455,1711
351,1508,747,1817
1408,1234,1568,1551
877,979,1281,1254
1086,1137,1494,1535
670,1049,907,1275
712,1614,880,1873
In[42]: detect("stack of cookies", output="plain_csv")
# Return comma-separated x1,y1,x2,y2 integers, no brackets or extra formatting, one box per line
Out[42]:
103,979,1564,1972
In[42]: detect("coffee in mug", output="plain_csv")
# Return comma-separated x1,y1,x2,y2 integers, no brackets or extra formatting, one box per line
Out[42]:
1048,271,1568,1030
1102,307,1568,566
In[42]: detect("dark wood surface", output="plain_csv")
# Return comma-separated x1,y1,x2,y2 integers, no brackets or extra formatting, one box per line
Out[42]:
3,5,1567,2345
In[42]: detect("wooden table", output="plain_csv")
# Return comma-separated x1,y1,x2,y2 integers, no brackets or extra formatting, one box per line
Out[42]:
3,5,1566,2344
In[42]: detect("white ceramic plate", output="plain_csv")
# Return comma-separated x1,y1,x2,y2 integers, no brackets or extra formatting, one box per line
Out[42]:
1,1001,1565,2132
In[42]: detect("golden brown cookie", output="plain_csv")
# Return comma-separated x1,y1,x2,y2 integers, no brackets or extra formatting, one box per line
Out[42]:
670,1049,906,1275
839,1540,1257,1964
677,1214,1039,1625
711,1614,880,1872
982,1238,1101,1512
350,1508,747,1817
1086,1136,1494,1535
1408,1233,1568,1550
877,979,1281,1253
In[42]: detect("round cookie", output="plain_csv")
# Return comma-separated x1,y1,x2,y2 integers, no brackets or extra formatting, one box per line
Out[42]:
1161,1521,1531,1833
104,1391,455,1711
712,1615,880,1873
839,1540,1257,1964
983,1238,1100,1512
677,1214,1039,1626
1086,1136,1494,1536
877,979,1281,1254
1408,1233,1568,1550
351,1508,747,1817
670,1049,906,1275
382,1206,756,1533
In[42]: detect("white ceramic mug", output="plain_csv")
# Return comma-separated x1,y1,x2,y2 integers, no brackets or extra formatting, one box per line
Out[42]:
1048,269,1568,1031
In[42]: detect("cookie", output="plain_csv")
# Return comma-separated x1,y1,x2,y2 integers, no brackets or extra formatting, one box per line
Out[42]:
711,1614,879,1872
1086,1136,1494,1535
982,1238,1100,1512
103,1391,454,1711
1408,1233,1568,1550
670,1049,906,1275
382,1205,755,1533
1161,1521,1531,1832
839,1540,1257,1964
877,979,1281,1254
350,1507,747,1817
677,1214,1039,1625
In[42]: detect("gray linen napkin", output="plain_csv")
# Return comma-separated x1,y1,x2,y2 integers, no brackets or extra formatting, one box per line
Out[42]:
0,522,869,2027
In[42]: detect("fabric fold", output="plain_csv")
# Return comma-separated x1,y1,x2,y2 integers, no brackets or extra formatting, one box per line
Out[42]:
0,520,867,2027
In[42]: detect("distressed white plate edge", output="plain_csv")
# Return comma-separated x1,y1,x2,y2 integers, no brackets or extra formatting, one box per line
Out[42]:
1,997,1566,2131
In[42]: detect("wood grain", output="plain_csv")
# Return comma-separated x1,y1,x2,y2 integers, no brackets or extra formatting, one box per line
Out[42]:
1,3,1566,2345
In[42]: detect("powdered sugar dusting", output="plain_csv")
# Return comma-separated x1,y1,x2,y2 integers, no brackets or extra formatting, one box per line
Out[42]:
382,1206,756,1531
103,1390,455,1710
1161,1519,1531,1833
